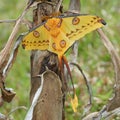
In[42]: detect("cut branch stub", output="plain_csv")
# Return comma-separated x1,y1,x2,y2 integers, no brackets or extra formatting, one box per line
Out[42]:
30,51,59,102
32,70,62,120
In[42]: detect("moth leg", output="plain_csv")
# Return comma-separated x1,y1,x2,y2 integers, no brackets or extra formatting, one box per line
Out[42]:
41,12,61,21
58,56,68,92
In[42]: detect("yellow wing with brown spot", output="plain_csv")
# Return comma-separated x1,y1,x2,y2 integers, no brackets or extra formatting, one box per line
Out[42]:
22,25,50,50
46,15,106,58
22,15,106,57
60,15,106,47
47,32,71,58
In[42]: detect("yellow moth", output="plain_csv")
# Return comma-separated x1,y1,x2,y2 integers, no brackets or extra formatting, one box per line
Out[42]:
22,14,106,112
22,14,106,61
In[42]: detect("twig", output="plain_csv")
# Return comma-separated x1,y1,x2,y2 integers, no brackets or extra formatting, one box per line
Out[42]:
70,63,92,107
2,35,24,77
97,28,120,111
0,2,30,103
55,0,63,12
102,107,120,120
97,28,120,85
82,21,120,120
83,106,120,120
7,106,27,118
68,0,81,65
0,5,30,69
0,19,32,29
0,19,16,23
0,35,24,103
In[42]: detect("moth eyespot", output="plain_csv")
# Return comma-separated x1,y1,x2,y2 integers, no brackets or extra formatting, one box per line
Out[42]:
33,30,40,38
60,40,66,48
52,43,56,50
72,17,80,25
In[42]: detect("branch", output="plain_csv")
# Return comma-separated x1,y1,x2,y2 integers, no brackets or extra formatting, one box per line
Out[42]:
55,0,63,12
0,19,32,29
83,106,120,120
0,106,27,120
68,0,81,64
0,3,30,103
70,62,92,114
0,19,16,23
7,106,27,118
0,5,30,70
79,26,120,120
3,35,24,78
97,28,120,111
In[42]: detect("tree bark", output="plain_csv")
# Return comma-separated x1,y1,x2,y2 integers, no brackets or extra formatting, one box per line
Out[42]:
29,1,63,120
32,70,62,120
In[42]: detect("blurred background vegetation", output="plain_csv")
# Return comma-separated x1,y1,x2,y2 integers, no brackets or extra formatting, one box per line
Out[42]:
0,0,120,119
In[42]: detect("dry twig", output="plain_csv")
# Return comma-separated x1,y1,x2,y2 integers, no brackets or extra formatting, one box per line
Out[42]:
0,19,16,23
83,28,120,119
0,6,29,67
68,0,81,64
97,28,120,111
0,3,30,102
70,62,92,114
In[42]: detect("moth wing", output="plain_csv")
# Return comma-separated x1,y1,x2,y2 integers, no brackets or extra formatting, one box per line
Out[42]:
22,25,50,50
48,32,71,57
60,15,105,43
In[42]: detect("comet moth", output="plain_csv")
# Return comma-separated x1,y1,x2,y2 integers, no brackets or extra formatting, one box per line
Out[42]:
22,14,106,112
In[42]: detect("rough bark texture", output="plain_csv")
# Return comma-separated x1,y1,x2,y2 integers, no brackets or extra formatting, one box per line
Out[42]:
30,1,63,120
33,70,62,120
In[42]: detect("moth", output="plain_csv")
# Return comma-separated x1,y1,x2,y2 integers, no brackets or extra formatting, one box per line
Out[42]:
22,14,106,109
22,14,106,64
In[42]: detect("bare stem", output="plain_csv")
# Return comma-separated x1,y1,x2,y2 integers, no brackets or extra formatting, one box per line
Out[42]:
55,0,63,12
7,106,27,118
0,19,16,23
97,28,120,86
0,6,29,68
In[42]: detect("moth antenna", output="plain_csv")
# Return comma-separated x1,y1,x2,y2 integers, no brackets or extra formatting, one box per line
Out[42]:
62,55,75,98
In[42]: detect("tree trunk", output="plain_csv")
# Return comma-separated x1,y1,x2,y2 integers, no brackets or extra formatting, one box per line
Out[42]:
30,1,63,120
